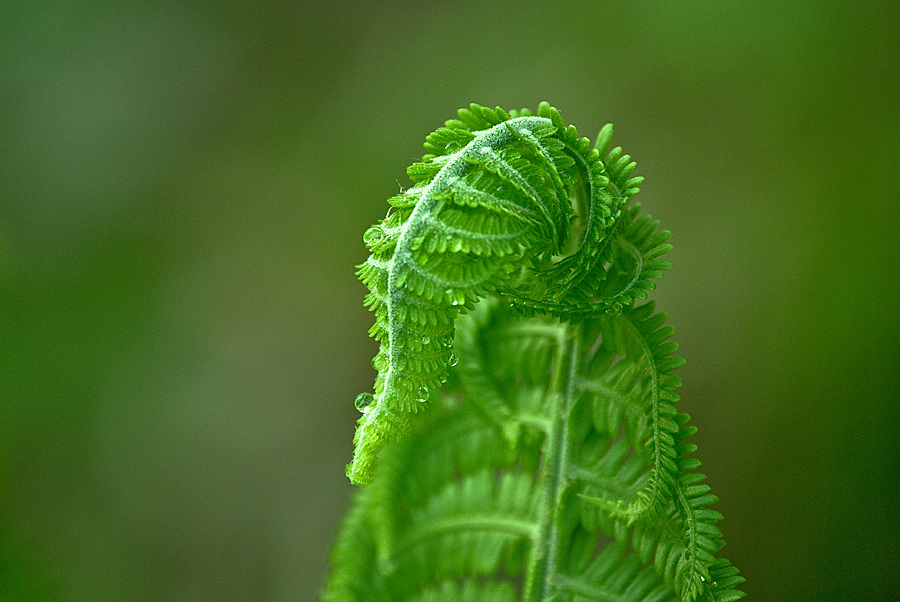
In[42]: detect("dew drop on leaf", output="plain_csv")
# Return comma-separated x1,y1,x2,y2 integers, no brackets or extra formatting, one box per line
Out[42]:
449,352,459,366
363,226,384,247
416,387,429,402
354,392,374,412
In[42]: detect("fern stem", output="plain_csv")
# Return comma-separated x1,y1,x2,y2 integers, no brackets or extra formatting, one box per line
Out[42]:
524,327,579,602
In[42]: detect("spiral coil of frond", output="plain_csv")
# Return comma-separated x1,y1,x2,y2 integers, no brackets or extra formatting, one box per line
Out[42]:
349,102,631,486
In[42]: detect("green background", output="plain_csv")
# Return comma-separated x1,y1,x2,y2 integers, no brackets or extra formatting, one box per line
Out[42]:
1,1,898,600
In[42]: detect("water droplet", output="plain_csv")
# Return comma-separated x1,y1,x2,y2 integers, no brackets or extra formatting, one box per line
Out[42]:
416,387,429,402
451,300,459,306
354,392,374,412
604,305,622,316
448,352,459,366
371,355,388,371
363,226,384,247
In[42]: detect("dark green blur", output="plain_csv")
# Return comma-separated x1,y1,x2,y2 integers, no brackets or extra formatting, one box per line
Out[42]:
1,1,897,600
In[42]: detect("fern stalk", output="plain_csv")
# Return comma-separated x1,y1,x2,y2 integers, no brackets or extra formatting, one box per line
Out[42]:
523,329,575,602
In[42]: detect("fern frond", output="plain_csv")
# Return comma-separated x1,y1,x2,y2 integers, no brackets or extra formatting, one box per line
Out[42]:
554,541,676,602
395,469,537,581
349,103,602,485
606,303,685,522
702,560,747,602
625,411,745,602
327,103,744,602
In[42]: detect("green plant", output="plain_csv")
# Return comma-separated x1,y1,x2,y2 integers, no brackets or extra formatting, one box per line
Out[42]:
323,103,745,602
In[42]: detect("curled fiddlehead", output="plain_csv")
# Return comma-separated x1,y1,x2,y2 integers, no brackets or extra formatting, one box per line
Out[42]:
350,102,656,486
330,103,745,602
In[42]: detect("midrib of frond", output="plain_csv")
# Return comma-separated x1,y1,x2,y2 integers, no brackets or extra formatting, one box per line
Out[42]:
395,515,537,557
382,116,553,405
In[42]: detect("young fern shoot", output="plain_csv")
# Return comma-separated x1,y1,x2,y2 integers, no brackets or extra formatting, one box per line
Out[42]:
326,103,745,602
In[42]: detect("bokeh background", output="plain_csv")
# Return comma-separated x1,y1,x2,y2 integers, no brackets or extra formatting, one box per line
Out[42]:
1,1,898,600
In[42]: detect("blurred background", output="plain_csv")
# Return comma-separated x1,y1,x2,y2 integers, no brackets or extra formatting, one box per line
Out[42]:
1,0,898,600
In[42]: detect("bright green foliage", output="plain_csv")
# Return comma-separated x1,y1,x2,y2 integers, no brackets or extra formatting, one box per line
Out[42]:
325,104,744,602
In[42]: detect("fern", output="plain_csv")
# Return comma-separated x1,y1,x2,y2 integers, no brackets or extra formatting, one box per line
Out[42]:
325,103,744,602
